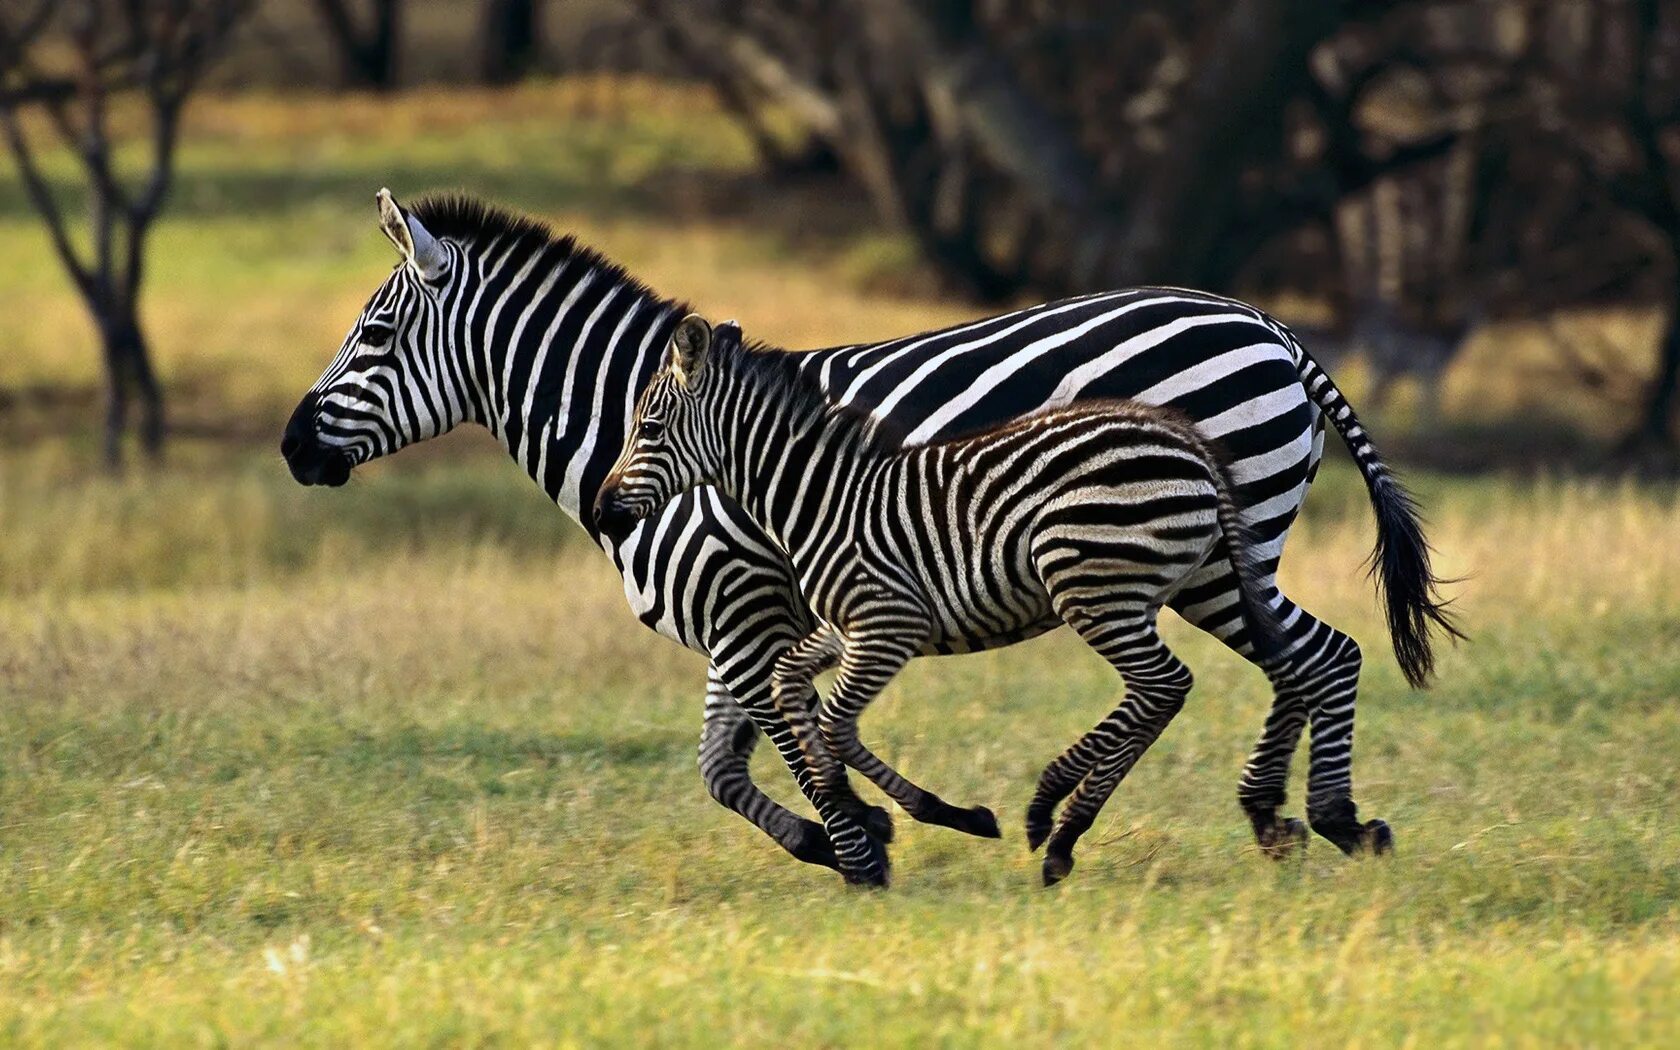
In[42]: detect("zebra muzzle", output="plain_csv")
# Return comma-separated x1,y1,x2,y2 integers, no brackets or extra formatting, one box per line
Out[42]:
593,486,641,543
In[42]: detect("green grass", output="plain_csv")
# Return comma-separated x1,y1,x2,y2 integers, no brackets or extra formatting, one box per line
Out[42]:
3,84,1680,1046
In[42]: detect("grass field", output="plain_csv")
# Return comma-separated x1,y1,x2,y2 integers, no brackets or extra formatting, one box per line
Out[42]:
3,83,1680,1046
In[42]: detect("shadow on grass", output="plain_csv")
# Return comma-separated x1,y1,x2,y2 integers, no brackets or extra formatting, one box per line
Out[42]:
319,721,689,776
25,716,690,784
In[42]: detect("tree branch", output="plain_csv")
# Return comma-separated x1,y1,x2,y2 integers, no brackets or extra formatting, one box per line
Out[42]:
0,107,96,300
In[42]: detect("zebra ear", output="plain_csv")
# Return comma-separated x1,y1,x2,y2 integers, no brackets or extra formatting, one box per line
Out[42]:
377,188,448,282
669,314,712,388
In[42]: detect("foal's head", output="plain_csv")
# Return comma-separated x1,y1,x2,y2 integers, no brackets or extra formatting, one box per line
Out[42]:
594,314,737,542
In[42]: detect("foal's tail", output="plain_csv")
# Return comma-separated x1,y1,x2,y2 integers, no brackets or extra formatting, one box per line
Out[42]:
1206,458,1290,663
1141,408,1288,663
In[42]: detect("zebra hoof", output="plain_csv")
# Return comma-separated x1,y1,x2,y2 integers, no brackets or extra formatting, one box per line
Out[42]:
786,819,840,871
1361,819,1394,856
1309,797,1371,856
1041,847,1075,887
1024,809,1053,852
965,806,1002,839
841,835,892,889
863,804,896,844
1257,817,1308,861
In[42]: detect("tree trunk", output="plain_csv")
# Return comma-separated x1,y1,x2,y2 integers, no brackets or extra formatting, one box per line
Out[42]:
1628,278,1680,456
313,0,402,90
480,0,540,85
360,0,400,90
99,306,166,470
1095,0,1341,289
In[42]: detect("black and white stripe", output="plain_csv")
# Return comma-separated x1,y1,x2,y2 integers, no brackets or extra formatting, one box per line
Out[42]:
598,316,1304,883
282,192,1456,877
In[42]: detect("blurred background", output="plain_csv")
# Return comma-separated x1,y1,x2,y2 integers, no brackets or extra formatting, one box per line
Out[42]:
5,4,1680,1039
5,0,1680,476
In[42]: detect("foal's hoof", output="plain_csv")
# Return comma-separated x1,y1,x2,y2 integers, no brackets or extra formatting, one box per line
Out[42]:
922,798,1002,839
1041,847,1075,887
787,819,840,871
1024,800,1055,851
964,805,1002,840
1257,817,1309,861
1360,819,1394,856
863,804,896,844
839,833,892,889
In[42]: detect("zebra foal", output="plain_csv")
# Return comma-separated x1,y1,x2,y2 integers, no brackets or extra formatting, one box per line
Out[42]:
595,315,1292,885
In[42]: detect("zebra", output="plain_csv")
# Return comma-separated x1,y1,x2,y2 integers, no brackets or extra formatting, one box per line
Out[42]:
280,189,1457,880
595,315,1297,884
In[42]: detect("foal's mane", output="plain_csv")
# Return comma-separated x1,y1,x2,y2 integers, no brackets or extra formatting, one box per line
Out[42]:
717,334,911,454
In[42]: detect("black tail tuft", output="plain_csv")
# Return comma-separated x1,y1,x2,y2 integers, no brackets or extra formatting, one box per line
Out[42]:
1277,319,1463,687
1368,473,1464,688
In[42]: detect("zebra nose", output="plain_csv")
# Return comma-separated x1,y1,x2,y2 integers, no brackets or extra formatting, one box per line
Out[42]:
281,392,320,463
593,488,637,543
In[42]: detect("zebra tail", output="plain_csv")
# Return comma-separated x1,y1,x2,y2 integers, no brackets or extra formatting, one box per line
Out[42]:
1285,331,1464,688
1207,460,1289,663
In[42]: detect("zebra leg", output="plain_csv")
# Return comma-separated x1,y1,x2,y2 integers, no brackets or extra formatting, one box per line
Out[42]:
711,631,889,886
771,628,895,885
1169,562,1311,858
1272,620,1392,856
761,656,897,846
816,632,1002,841
698,666,837,870
1025,707,1125,852
1037,621,1193,886
771,628,895,837
1173,563,1389,859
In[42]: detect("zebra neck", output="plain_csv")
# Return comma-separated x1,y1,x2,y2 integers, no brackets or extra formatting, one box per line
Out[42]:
466,250,680,523
718,376,889,562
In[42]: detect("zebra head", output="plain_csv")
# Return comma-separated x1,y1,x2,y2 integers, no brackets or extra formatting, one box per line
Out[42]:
594,313,733,542
282,189,467,486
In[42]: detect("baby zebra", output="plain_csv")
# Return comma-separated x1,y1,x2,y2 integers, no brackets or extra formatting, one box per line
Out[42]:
595,316,1287,886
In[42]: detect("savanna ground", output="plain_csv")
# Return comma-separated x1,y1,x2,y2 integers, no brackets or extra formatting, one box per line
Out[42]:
2,82,1679,1046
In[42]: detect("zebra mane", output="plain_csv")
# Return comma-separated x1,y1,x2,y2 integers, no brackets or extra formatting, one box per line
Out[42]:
720,335,911,455
407,193,679,311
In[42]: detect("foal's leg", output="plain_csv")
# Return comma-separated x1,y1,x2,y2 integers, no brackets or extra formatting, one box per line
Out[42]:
1025,511,1205,875
770,628,891,884
1035,614,1194,885
816,629,1002,840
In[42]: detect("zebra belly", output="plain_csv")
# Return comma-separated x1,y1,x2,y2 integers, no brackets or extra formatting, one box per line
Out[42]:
918,616,1063,657
907,521,1060,653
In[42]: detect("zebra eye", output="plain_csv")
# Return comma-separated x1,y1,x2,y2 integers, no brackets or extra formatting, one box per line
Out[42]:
637,419,665,440
361,323,394,348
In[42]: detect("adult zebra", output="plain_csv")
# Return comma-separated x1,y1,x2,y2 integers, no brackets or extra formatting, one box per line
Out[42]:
281,190,1457,876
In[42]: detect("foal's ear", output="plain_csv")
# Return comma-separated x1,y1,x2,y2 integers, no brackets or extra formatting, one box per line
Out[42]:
377,188,448,282
669,313,713,388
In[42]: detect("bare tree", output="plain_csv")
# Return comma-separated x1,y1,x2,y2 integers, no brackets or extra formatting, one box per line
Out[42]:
644,0,1680,461
311,0,401,90
0,0,253,467
639,0,1443,301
